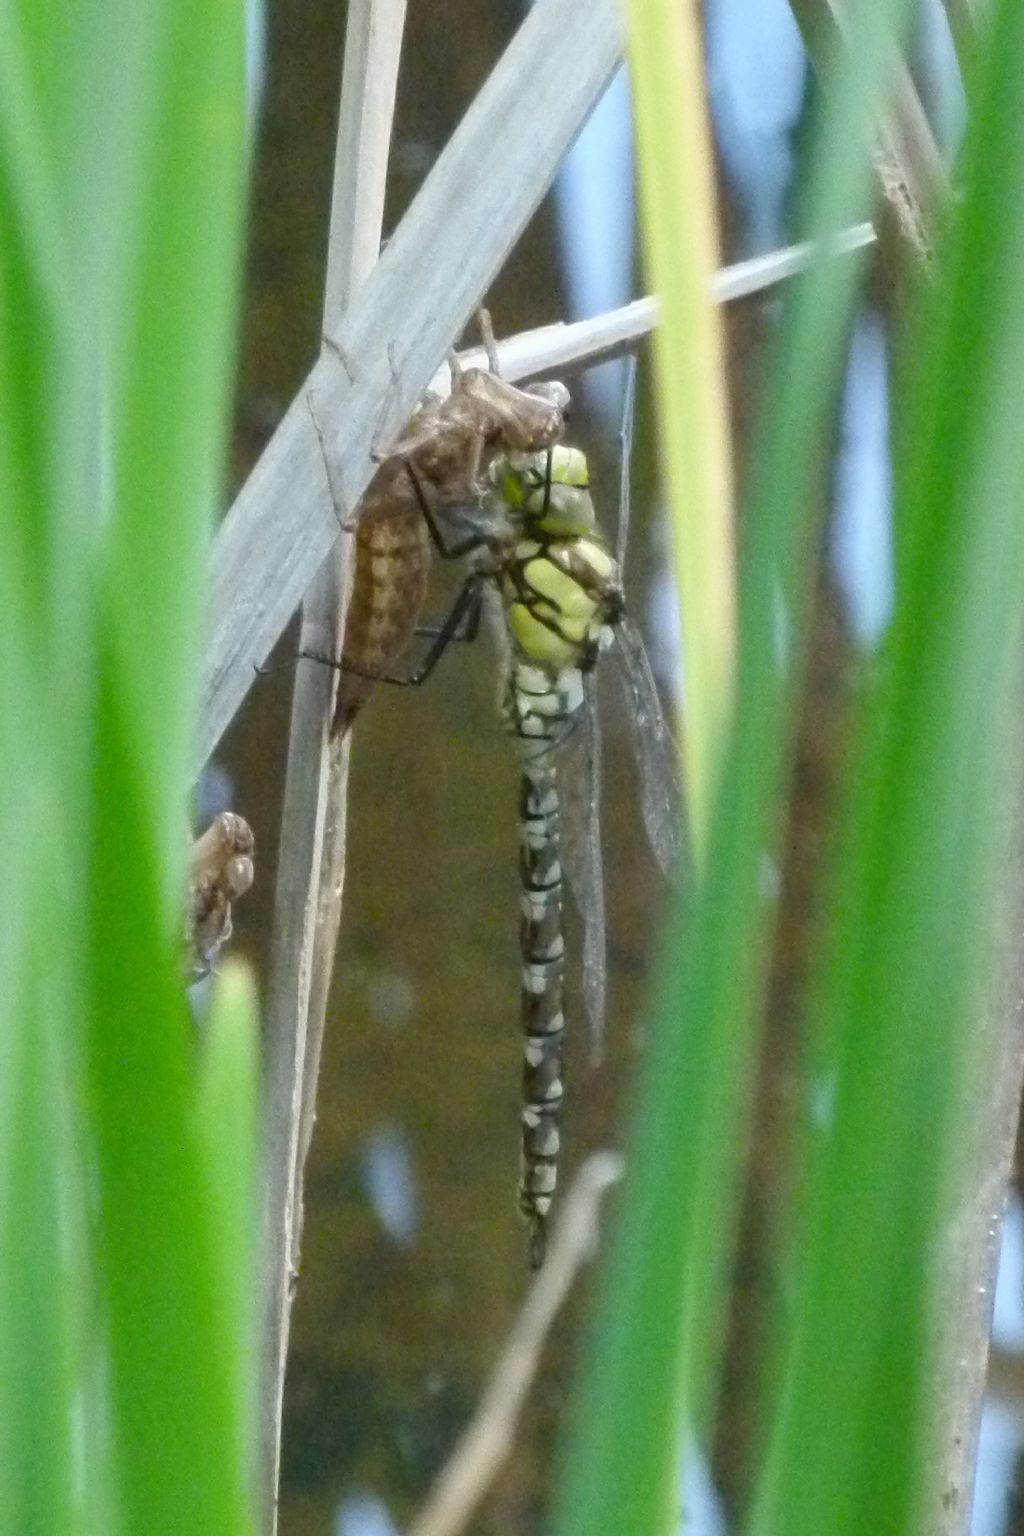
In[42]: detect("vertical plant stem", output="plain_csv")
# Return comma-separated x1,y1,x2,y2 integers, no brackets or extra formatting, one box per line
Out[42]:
627,0,735,866
292,0,409,1216
259,3,406,1528
789,0,949,282
553,5,915,1534
922,697,1024,1536
940,0,983,78
751,1,1024,1525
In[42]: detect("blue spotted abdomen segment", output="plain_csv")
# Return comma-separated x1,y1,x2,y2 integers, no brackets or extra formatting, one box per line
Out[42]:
502,661,585,749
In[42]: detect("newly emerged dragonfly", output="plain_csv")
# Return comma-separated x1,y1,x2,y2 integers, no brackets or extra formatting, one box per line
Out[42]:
456,423,682,1264
328,315,570,734
342,405,679,1263
302,352,682,1263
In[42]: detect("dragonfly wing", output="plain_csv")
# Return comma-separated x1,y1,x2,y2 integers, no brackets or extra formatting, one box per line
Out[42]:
611,615,686,881
558,676,607,1062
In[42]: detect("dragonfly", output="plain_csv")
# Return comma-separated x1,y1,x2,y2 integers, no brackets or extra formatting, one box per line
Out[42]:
487,441,681,1261
301,353,683,1264
361,365,683,1264
324,314,570,735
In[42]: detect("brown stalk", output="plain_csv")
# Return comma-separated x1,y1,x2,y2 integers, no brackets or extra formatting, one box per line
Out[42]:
919,697,1024,1536
259,2,406,1528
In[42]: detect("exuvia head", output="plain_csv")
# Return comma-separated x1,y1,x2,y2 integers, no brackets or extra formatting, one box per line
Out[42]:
524,379,571,416
490,445,596,535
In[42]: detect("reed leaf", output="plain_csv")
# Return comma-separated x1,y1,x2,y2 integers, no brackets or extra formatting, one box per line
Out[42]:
753,0,1024,1527
626,0,735,862
553,4,915,1534
0,0,252,1532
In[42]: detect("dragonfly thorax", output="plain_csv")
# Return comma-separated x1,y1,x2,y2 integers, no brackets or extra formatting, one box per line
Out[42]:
489,444,595,537
486,444,622,672
499,526,622,674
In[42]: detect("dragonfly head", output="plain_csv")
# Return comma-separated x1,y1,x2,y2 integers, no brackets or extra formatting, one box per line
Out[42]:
490,445,596,535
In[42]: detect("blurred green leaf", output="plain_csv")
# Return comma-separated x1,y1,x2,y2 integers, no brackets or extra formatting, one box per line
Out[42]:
197,961,259,1480
626,0,735,860
553,6,916,1536
1,0,250,1531
753,0,1024,1528
0,951,76,1536
104,0,246,883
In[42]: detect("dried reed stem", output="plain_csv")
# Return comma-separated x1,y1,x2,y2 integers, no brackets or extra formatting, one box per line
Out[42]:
789,0,949,282
259,4,406,1529
432,224,876,389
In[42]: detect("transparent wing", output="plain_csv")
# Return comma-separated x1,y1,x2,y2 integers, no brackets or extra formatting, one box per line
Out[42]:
611,615,686,881
610,351,685,877
557,676,607,1063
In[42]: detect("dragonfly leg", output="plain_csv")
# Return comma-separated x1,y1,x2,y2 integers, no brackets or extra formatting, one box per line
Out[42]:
414,592,482,645
477,307,503,375
306,390,358,530
299,572,484,689
401,575,484,683
404,461,491,560
364,339,410,462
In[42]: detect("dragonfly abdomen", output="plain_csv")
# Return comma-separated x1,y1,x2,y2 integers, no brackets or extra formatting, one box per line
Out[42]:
486,446,631,1262
504,659,587,1264
517,751,566,1266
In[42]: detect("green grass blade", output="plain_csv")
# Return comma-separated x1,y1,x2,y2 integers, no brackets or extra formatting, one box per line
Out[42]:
0,23,79,1534
627,0,735,862
751,1,1024,1528
552,7,913,1535
103,0,247,874
0,957,77,1536
85,641,252,1535
2,0,250,1531
73,1,250,1528
197,962,260,1485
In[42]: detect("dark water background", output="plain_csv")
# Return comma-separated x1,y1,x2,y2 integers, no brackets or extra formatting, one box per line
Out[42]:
223,5,674,1533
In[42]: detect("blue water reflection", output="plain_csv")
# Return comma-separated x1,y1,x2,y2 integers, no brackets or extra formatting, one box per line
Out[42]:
706,0,806,255
360,1124,418,1249
334,1489,401,1536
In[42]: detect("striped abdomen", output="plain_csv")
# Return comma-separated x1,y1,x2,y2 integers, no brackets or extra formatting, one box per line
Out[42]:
335,477,431,734
518,753,565,1266
505,663,586,1266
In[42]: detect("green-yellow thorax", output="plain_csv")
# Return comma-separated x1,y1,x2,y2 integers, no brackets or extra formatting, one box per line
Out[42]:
490,444,595,535
489,446,621,671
